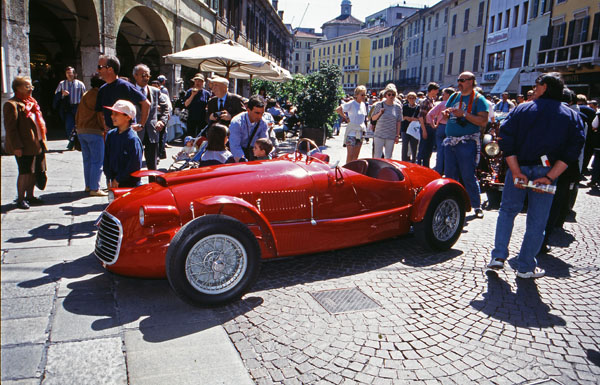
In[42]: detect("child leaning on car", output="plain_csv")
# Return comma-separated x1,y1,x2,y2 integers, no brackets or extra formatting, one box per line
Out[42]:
103,100,143,188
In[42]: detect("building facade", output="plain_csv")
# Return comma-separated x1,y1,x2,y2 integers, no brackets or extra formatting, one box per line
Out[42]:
482,0,530,94
290,29,321,74
312,26,383,93
364,6,420,29
419,0,451,88
443,0,489,87
367,27,395,90
395,10,425,91
535,0,600,97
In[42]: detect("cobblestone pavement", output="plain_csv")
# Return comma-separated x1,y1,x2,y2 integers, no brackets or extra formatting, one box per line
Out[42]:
2,133,600,384
225,133,600,384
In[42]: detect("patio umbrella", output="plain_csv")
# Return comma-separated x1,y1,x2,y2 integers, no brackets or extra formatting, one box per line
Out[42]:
164,39,286,80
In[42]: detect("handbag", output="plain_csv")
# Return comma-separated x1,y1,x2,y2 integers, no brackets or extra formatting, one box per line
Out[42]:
35,142,48,190
242,120,261,161
407,121,421,140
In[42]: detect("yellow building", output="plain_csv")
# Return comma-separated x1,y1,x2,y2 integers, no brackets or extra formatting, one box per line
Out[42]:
368,27,395,90
443,0,489,86
312,25,387,93
536,0,600,97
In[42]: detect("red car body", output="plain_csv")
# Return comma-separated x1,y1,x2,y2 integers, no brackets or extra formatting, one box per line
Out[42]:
95,153,469,305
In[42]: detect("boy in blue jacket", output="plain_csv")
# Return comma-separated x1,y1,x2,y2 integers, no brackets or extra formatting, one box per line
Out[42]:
103,100,143,188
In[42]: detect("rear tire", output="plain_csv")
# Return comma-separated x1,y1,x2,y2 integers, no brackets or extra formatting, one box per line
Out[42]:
166,215,261,306
415,192,465,251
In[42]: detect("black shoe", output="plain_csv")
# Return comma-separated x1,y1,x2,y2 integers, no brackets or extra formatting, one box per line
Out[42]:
475,208,484,219
16,200,30,209
27,197,44,206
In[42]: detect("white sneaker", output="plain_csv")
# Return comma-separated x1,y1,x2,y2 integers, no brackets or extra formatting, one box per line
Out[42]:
516,267,545,279
487,258,505,270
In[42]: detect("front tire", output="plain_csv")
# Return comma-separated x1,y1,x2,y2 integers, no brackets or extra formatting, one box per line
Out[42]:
166,215,261,306
415,192,465,251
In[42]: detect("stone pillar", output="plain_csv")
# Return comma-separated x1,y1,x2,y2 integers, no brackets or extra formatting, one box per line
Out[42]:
1,0,31,150
80,45,99,87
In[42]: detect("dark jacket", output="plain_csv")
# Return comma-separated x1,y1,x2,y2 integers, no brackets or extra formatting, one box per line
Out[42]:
499,98,585,166
104,127,143,186
206,92,246,126
3,98,43,156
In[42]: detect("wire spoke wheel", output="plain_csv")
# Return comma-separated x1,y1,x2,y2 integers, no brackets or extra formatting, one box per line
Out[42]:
431,199,460,242
185,234,247,295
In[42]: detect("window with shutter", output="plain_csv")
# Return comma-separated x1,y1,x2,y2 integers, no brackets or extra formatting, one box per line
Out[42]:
592,13,600,41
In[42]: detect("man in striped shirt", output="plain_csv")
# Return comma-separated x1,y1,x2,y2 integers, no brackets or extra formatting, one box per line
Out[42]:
54,66,86,148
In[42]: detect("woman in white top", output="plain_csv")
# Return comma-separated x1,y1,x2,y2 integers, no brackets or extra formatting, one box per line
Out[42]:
336,85,368,163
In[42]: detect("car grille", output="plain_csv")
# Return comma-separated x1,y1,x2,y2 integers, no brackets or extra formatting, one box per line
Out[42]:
94,212,123,265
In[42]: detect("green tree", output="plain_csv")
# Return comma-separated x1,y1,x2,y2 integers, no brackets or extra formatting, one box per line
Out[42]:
296,63,344,129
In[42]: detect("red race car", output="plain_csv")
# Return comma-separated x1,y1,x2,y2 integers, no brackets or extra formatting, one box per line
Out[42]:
95,140,470,306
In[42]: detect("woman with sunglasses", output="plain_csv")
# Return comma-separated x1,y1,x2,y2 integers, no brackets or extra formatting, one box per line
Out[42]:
370,84,403,159
337,86,368,163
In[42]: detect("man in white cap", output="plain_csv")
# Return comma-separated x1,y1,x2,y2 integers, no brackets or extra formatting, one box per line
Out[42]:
103,100,143,188
206,76,245,127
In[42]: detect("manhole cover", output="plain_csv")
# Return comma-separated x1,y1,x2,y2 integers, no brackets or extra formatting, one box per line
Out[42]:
310,287,380,314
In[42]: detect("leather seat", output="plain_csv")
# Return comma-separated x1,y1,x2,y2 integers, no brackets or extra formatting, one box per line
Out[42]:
376,167,401,182
343,160,369,175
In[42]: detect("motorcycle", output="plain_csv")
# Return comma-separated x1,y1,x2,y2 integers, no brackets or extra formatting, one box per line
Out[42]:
478,113,508,209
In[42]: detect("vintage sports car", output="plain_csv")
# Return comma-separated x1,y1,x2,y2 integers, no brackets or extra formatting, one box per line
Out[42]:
95,140,470,306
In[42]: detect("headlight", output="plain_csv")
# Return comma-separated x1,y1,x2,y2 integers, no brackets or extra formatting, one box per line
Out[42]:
139,206,145,226
108,190,115,203
484,142,500,157
482,133,493,146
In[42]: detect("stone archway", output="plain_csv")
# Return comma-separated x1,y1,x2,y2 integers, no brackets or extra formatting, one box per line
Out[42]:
116,6,172,81
179,33,208,88
27,0,100,136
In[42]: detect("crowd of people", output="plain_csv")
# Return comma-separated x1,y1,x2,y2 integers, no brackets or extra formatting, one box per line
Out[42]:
3,58,599,280
336,71,598,278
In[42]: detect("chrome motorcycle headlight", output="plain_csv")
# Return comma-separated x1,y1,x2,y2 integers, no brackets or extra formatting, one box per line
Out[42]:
482,133,493,146
485,142,500,157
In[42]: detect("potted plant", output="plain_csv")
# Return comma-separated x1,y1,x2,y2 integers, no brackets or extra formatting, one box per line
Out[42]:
296,64,344,146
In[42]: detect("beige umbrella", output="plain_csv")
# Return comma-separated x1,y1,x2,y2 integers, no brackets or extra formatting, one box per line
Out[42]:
164,39,286,80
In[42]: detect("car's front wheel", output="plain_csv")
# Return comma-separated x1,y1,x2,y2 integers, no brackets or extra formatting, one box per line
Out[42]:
415,192,465,251
166,215,261,306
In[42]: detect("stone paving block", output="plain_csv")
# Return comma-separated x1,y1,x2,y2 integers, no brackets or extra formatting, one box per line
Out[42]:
1,379,42,385
42,338,126,385
0,344,44,381
1,295,54,320
2,245,93,264
50,294,120,342
1,317,48,346
123,325,253,385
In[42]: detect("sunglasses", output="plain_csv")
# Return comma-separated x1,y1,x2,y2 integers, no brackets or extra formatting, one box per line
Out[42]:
457,78,473,83
386,93,395,96
97,65,110,70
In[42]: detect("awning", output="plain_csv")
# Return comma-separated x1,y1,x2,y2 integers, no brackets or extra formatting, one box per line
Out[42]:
490,68,520,94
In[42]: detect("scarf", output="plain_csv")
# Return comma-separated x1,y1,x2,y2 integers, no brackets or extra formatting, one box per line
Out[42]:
18,96,47,141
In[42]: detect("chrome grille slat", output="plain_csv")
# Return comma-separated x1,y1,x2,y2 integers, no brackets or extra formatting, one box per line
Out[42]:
94,212,123,265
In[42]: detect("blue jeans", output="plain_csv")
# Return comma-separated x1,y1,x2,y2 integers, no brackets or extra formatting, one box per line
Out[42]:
79,133,105,190
434,124,446,174
444,139,481,209
417,124,435,167
491,167,555,272
61,105,78,139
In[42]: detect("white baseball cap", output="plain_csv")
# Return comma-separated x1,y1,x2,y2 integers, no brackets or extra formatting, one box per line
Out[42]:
104,100,136,120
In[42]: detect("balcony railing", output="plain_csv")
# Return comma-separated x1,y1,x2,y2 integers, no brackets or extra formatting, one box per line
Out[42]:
343,65,360,71
343,83,357,89
537,40,600,69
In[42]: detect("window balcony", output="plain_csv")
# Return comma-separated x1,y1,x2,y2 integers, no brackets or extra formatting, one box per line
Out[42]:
536,40,600,70
343,65,360,71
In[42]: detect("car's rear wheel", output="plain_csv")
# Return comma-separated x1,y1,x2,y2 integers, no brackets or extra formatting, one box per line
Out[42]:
415,192,465,251
166,215,261,306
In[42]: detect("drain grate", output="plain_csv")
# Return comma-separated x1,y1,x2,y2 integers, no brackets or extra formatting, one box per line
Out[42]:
310,287,380,314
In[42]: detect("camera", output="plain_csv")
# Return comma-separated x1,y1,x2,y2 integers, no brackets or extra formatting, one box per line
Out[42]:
456,117,468,127
214,111,223,118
